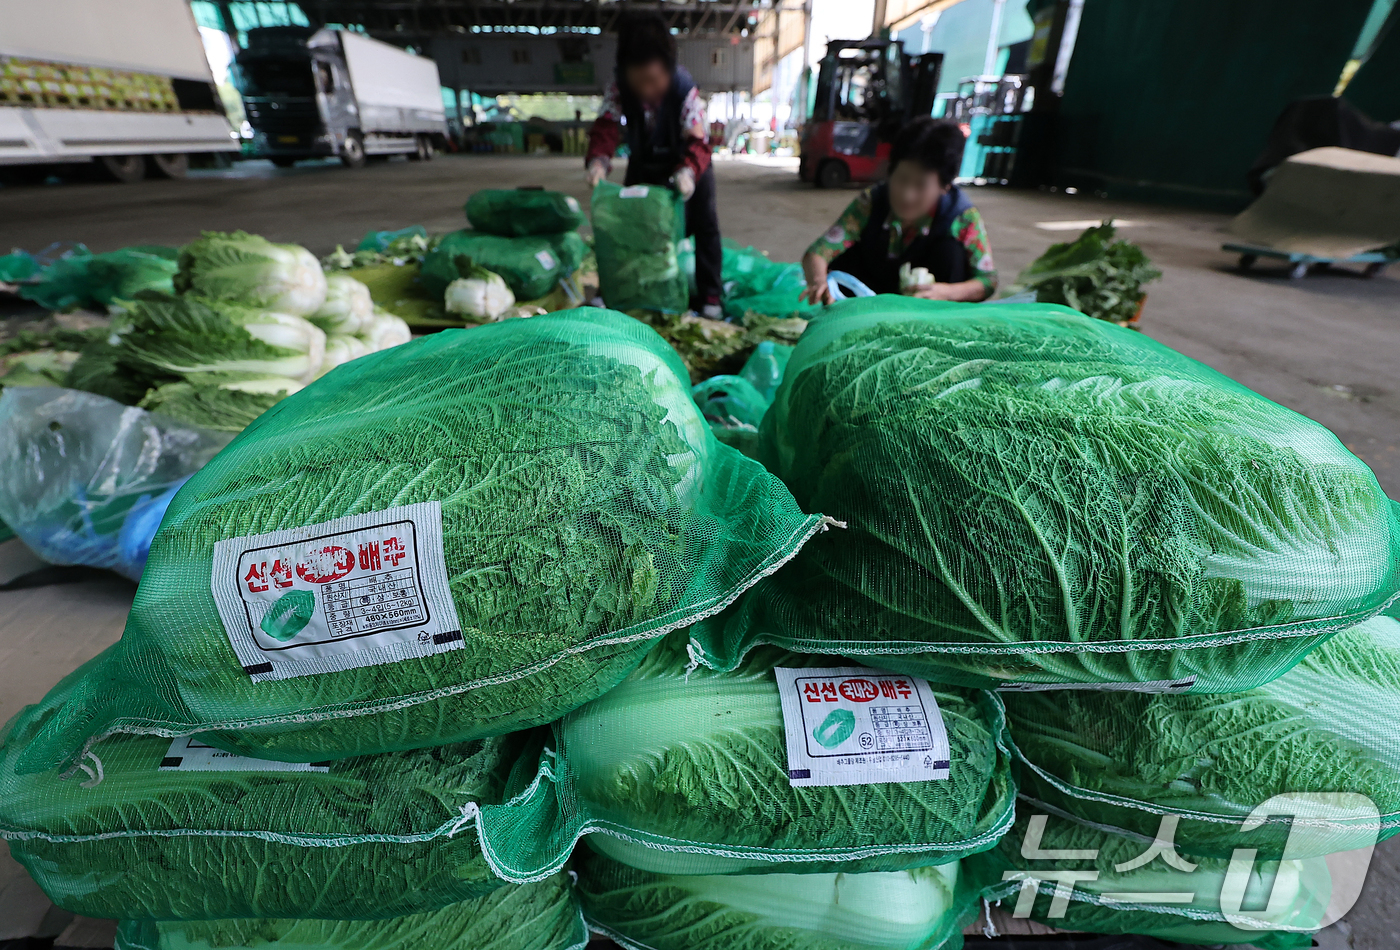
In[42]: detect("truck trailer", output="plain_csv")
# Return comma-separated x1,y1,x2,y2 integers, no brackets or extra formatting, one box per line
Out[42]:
0,0,237,181
235,27,446,167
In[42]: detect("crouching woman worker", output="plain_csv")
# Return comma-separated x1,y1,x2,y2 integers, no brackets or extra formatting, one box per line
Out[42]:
801,117,997,304
585,12,723,318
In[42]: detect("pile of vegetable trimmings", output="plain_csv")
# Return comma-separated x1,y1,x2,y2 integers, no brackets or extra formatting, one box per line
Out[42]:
1015,221,1161,325
61,231,411,431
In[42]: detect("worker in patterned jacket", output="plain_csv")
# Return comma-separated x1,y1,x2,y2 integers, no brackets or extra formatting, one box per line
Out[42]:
586,12,723,318
801,117,997,303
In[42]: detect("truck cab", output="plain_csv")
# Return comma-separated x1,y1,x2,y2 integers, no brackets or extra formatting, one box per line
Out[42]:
234,27,444,168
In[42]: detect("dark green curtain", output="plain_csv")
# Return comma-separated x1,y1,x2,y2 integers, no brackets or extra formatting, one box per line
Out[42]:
1051,0,1375,209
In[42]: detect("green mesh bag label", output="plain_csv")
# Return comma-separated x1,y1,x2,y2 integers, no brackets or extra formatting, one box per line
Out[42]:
210,500,462,682
618,186,650,198
774,666,949,786
158,737,330,773
535,250,556,269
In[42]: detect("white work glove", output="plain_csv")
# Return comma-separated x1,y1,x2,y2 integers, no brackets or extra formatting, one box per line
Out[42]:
673,166,696,201
585,159,608,189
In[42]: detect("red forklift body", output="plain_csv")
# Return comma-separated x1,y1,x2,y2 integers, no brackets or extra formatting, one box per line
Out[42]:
799,41,942,188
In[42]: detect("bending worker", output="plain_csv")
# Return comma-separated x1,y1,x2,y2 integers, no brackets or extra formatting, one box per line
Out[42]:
586,12,723,318
802,117,997,303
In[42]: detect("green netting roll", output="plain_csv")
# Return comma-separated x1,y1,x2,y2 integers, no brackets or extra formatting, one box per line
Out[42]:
592,182,688,314
15,309,825,772
421,231,572,300
465,190,587,237
115,872,587,950
693,295,1400,693
967,811,1326,949
577,848,974,950
0,648,517,920
469,632,1015,880
1005,611,1400,860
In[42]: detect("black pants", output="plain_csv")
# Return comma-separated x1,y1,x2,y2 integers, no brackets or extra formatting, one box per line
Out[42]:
625,163,722,309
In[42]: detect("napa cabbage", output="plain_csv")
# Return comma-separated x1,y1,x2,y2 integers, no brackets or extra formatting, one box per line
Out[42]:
111,293,325,384
0,648,519,920
970,811,1327,948
577,849,967,950
138,378,295,432
1004,612,1400,859
716,297,1400,691
319,334,371,376
558,631,1014,874
445,263,515,321
114,872,586,950
361,308,412,351
15,309,823,769
175,231,327,316
309,273,373,335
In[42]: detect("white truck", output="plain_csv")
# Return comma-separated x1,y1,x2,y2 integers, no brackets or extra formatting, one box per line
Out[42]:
0,0,237,181
234,27,446,167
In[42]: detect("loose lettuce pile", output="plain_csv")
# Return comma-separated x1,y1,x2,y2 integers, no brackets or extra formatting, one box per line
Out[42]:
556,631,1015,874
702,297,1400,691
1006,612,1400,859
577,849,969,950
1015,221,1161,325
114,872,586,950
16,310,822,770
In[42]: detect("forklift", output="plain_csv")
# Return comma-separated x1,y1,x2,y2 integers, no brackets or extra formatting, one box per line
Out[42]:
798,41,942,188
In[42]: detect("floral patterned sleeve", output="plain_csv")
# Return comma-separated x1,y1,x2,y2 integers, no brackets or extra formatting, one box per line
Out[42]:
952,207,998,295
805,190,873,262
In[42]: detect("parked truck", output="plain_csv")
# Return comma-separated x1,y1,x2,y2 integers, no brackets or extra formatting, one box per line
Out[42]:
234,27,446,168
0,0,237,181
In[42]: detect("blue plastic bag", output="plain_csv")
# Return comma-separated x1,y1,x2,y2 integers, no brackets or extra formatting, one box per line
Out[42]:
0,388,229,581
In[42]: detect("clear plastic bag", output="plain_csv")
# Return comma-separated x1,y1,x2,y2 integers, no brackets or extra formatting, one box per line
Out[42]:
0,387,230,581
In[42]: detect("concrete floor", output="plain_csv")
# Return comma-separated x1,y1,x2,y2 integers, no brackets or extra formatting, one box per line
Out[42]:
1,153,1398,947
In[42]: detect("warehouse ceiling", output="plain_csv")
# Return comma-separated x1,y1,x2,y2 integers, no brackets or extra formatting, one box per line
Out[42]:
298,0,776,38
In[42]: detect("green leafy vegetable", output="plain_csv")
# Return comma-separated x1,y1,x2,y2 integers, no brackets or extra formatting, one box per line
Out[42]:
969,811,1326,948
18,309,822,770
577,848,968,950
421,231,575,301
557,631,1014,874
308,273,373,336
138,380,289,432
20,247,178,313
176,231,327,317
0,648,519,920
115,872,586,950
1015,222,1161,325
1006,612,1400,859
704,297,1400,691
111,293,326,385
0,350,80,389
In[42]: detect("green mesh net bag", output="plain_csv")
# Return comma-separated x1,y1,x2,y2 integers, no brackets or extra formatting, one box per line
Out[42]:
465,190,587,238
467,632,1014,879
114,871,587,950
967,810,1328,949
693,295,1400,693
719,242,820,323
0,648,525,920
576,848,974,950
592,182,688,314
1005,610,1400,860
420,230,585,300
16,309,825,773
